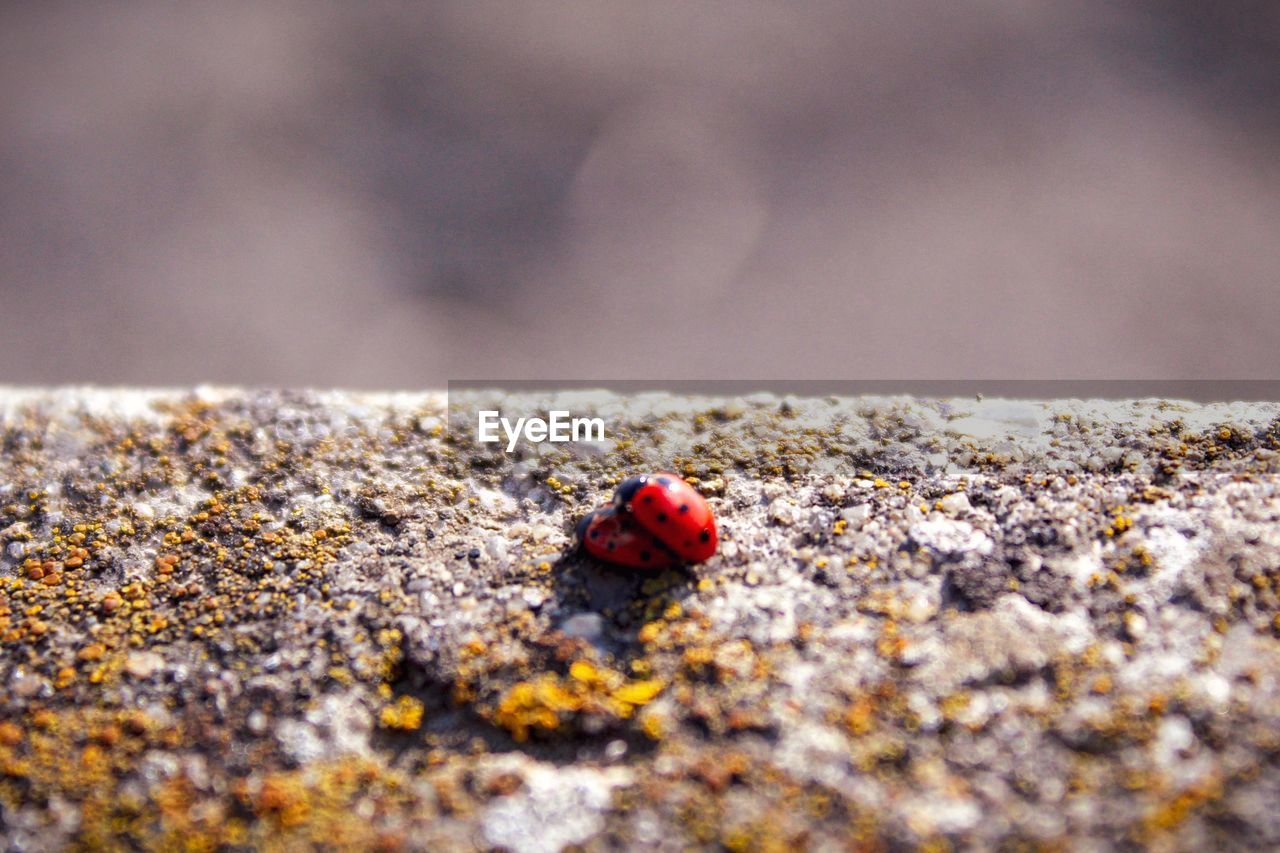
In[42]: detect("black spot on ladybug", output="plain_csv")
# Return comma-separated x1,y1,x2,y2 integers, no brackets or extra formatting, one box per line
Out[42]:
699,529,711,543
640,550,651,561
590,529,599,539
607,542,615,551
642,495,654,503
657,512,668,522
679,504,689,513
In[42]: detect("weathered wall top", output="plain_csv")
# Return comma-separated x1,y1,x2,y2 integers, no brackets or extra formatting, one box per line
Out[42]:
2,387,1279,849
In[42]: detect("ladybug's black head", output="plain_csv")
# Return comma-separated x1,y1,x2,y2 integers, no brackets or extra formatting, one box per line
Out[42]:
613,475,648,509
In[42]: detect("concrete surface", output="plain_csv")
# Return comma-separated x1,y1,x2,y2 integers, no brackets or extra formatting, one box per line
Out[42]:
1,387,1279,850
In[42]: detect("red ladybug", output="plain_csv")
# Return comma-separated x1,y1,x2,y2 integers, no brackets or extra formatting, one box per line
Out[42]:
614,472,717,562
575,505,675,570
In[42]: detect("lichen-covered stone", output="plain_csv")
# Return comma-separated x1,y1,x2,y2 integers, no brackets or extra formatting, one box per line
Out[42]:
1,387,1279,850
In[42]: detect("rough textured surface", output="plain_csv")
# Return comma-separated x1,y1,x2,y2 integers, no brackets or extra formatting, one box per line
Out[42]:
2,387,1280,850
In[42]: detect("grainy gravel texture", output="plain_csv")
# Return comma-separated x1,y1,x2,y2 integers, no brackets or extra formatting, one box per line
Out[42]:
2,387,1280,851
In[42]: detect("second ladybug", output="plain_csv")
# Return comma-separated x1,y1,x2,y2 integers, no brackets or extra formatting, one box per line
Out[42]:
575,505,675,569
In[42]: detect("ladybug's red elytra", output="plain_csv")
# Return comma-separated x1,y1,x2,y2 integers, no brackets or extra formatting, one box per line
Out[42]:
614,473,717,562
575,505,676,570
576,472,718,569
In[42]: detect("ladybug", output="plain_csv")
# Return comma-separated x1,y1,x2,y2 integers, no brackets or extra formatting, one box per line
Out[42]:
575,505,675,570
614,472,717,562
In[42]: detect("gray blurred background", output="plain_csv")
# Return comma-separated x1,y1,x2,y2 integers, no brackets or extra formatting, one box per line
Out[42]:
2,2,1278,387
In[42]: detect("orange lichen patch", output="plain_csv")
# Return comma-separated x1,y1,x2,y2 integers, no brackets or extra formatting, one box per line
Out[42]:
612,679,666,706
54,667,77,690
10,705,426,850
875,620,906,660
379,695,425,731
690,749,751,793
492,662,667,742
843,695,877,736
638,621,663,645
1140,776,1225,837
939,692,971,723
1130,545,1154,569
493,676,585,742
255,776,312,828
139,758,420,849
0,722,22,747
155,553,180,576
639,709,667,740
682,646,716,673
568,659,610,686
76,642,107,662
0,706,180,830
1104,510,1134,537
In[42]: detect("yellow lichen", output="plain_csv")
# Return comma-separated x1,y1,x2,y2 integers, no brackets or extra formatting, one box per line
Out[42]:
379,696,425,731
612,679,665,707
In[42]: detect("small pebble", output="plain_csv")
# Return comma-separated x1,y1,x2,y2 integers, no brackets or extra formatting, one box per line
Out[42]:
769,500,798,526
125,652,165,680
939,492,972,515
